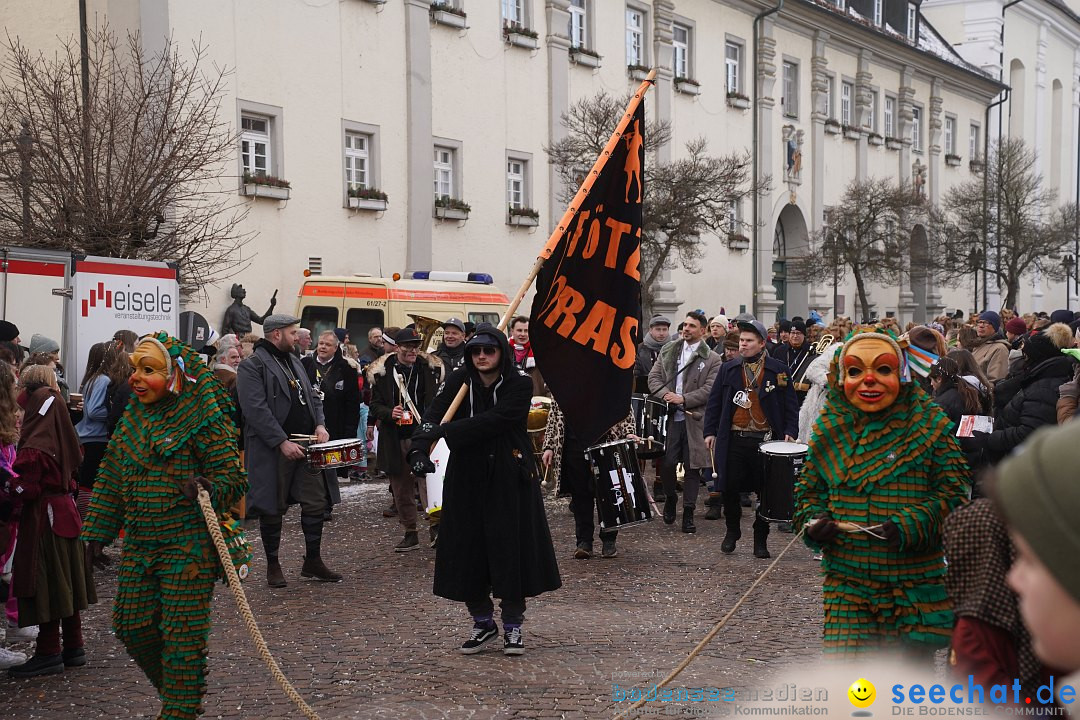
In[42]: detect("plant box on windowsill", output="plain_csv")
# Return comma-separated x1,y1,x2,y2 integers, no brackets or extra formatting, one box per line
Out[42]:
431,9,467,28
727,95,750,110
727,234,750,251
434,198,470,221
569,47,601,68
362,0,387,4
885,137,903,151
627,65,650,82
868,133,884,146
824,119,841,134
504,23,539,50
349,197,388,211
945,154,962,167
969,160,985,173
242,174,291,200
843,125,861,140
507,209,540,227
674,78,700,96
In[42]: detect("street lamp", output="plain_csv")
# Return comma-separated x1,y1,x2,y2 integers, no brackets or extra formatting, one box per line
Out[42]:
1063,254,1076,310
969,247,984,315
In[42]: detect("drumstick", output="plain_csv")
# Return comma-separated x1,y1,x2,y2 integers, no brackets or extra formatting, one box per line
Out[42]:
640,472,661,518
709,448,718,480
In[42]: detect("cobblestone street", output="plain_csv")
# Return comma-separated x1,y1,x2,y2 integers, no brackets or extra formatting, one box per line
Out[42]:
2,480,825,719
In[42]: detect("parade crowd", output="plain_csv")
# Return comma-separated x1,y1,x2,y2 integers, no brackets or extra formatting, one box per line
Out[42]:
0,299,1079,717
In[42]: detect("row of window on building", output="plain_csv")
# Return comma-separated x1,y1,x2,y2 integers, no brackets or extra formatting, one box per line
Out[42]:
240,112,534,210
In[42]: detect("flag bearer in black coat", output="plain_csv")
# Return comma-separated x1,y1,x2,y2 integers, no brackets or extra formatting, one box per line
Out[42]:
408,324,561,657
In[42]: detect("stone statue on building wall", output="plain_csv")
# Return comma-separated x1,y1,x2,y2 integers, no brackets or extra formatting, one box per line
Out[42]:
784,125,804,182
221,283,278,337
912,159,926,198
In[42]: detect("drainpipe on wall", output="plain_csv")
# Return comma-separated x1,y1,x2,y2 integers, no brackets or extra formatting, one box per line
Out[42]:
752,0,784,317
983,90,1008,311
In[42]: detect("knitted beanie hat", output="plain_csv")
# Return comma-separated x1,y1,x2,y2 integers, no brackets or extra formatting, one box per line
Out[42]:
997,424,1080,604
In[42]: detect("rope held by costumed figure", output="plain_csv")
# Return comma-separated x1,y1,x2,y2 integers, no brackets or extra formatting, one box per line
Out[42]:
196,488,322,720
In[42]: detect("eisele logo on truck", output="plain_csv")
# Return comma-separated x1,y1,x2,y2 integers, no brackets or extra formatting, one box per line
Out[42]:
81,281,174,319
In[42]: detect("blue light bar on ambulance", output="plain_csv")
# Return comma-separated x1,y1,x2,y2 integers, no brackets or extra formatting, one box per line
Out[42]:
409,271,493,284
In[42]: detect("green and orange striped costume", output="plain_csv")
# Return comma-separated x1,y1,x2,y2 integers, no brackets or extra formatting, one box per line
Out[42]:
82,333,246,720
794,329,969,655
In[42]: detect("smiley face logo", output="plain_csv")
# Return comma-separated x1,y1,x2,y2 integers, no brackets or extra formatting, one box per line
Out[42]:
847,678,876,709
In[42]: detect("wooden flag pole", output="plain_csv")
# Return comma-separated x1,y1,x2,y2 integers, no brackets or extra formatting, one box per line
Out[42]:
437,70,657,426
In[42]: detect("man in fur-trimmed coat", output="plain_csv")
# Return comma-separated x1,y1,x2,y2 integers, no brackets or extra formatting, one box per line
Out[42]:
647,310,723,533
367,328,444,551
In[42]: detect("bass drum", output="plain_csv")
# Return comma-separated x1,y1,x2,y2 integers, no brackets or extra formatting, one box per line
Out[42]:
586,439,652,531
757,441,809,523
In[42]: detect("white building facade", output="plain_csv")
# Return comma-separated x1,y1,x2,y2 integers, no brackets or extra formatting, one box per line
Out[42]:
924,0,1080,313
1,0,1004,329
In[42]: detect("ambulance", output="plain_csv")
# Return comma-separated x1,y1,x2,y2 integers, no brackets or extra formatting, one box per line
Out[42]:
295,271,510,353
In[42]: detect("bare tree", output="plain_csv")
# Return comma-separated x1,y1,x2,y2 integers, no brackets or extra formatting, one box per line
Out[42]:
788,177,926,322
0,28,250,297
939,137,1075,309
546,91,767,311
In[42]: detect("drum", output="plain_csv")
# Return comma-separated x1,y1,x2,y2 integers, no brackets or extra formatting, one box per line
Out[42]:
424,438,451,514
630,393,669,459
306,438,366,469
757,441,809,522
527,396,551,456
586,439,652,531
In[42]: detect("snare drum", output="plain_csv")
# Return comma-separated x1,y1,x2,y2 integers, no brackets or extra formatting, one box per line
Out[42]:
757,441,809,522
586,439,652,531
306,438,366,470
630,394,669,459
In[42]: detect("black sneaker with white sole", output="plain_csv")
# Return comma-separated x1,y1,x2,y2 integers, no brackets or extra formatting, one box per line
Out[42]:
503,627,524,656
460,623,499,654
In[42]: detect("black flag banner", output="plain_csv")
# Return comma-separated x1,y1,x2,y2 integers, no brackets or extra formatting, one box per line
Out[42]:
529,95,645,446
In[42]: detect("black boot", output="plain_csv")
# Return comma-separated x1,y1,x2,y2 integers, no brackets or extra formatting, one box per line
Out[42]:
681,508,696,534
653,481,666,502
703,492,722,520
753,520,771,559
721,493,741,553
663,496,677,524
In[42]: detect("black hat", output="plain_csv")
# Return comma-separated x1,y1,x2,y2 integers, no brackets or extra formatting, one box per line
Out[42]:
790,320,807,334
778,318,792,333
1051,309,1076,325
0,321,17,342
394,328,422,346
465,329,501,348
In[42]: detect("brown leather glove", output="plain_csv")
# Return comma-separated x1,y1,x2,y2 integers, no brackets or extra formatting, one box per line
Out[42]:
181,475,213,502
806,513,841,544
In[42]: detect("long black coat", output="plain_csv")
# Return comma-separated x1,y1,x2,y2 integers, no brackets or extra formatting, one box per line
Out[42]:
302,352,360,440
982,355,1075,464
412,331,561,603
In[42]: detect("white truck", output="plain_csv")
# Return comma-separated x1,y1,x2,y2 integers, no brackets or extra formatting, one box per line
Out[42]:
0,246,180,389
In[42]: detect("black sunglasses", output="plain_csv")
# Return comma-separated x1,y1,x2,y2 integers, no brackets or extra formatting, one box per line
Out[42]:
469,346,499,356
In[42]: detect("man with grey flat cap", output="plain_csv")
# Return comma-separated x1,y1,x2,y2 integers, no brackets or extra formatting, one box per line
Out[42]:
435,317,468,374
703,318,798,559
237,313,342,587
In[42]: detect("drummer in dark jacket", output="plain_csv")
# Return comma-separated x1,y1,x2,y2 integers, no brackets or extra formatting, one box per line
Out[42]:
301,331,360,480
368,327,444,551
407,324,561,657
703,319,799,559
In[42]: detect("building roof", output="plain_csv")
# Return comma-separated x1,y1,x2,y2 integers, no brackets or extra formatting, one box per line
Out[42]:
796,0,1004,90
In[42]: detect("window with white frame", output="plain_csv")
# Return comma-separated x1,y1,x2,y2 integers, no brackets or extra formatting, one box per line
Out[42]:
970,123,980,160
907,4,918,42
672,23,690,79
344,132,369,190
912,106,923,152
873,0,883,26
868,90,878,131
434,147,454,200
825,75,835,119
626,8,645,66
502,0,524,26
944,116,956,155
884,96,896,138
568,0,587,48
841,82,853,125
728,199,741,235
241,115,271,177
782,61,799,118
507,158,526,210
725,41,741,94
